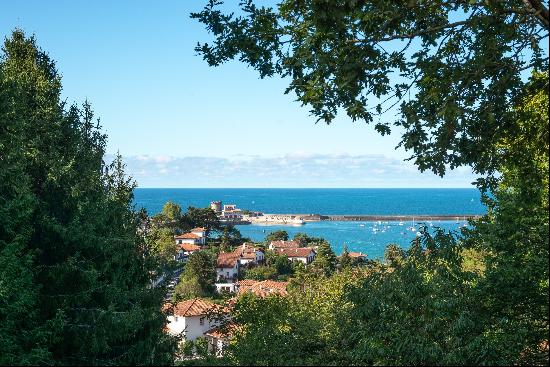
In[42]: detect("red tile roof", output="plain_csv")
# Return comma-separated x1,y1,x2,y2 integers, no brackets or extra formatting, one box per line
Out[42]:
217,252,240,268
172,298,217,317
237,280,288,297
276,247,315,258
348,252,367,258
180,243,201,252
191,227,206,232
234,243,263,259
270,240,299,249
175,232,201,239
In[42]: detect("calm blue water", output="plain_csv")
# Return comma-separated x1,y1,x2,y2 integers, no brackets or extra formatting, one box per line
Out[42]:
133,188,484,258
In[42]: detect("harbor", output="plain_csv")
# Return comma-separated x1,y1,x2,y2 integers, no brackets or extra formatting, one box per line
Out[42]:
211,200,480,225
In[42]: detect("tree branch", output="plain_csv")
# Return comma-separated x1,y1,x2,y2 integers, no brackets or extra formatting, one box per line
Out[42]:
522,0,550,29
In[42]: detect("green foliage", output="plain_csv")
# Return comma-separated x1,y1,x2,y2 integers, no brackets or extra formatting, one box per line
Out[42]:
241,266,277,281
218,224,244,250
194,337,209,358
192,1,548,190
180,251,216,296
338,244,353,269
311,241,337,276
0,30,176,364
183,206,222,233
264,251,293,277
384,243,405,266
293,232,329,247
173,276,207,303
265,230,288,242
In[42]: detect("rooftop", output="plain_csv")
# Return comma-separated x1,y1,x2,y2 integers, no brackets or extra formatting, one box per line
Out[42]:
171,298,217,317
270,240,300,248
174,232,201,239
276,247,316,258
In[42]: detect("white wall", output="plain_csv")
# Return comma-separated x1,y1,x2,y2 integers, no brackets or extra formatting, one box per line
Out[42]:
166,315,218,341
216,264,238,281
215,282,236,293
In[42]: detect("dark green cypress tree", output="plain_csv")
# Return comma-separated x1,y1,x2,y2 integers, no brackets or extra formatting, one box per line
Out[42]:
0,30,177,365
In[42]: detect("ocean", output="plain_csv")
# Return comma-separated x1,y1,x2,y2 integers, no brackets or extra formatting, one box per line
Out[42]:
133,188,485,258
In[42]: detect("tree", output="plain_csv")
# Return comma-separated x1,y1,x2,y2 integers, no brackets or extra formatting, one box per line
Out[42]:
192,0,548,190
183,206,222,233
173,276,206,302
180,251,216,295
384,243,405,266
242,266,278,281
218,224,245,250
264,251,293,277
0,30,176,364
338,244,353,269
463,71,549,365
311,241,337,277
265,230,288,242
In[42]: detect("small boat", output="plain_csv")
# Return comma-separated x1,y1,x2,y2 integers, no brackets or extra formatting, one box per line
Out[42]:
398,221,404,226
359,223,365,227
416,231,422,236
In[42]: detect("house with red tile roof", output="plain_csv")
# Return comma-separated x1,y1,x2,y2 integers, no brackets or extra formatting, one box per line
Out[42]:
268,240,300,250
164,298,221,341
179,243,201,256
276,247,316,264
216,252,240,282
234,243,265,265
174,227,207,247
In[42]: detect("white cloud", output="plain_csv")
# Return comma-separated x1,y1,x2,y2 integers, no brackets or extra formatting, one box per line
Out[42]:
106,153,479,188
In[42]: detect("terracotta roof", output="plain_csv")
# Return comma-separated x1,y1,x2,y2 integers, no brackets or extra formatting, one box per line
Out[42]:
191,227,206,232
270,240,299,249
236,279,257,287
172,298,216,317
175,232,200,239
217,252,240,268
237,280,288,297
348,252,367,258
276,247,315,258
180,243,201,252
234,243,263,259
205,323,240,339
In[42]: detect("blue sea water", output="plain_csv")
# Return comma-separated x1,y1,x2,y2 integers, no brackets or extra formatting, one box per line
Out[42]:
133,188,485,258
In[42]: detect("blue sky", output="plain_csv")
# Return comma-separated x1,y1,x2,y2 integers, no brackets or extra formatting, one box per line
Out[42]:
1,0,481,188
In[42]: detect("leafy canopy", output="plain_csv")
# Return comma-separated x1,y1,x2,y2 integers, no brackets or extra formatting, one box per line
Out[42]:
192,0,548,188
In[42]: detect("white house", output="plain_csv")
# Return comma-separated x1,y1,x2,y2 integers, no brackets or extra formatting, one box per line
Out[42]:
276,247,316,264
164,298,220,341
216,252,240,281
178,243,201,257
174,227,206,246
234,243,265,266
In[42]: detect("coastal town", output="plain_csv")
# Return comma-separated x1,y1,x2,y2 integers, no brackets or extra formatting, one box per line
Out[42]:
160,201,367,359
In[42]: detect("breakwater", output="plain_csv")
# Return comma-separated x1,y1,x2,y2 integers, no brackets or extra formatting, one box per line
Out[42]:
244,213,480,224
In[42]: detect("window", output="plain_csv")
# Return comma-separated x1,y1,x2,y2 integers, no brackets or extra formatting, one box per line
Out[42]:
200,318,204,326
